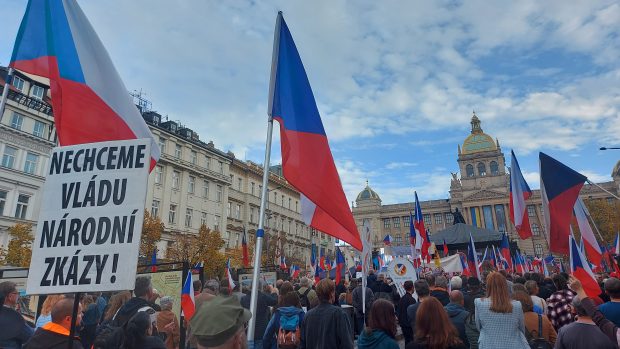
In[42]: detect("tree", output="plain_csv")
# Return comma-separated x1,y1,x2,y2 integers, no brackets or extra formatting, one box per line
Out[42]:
167,224,226,278
584,199,620,245
140,210,163,258
0,223,34,267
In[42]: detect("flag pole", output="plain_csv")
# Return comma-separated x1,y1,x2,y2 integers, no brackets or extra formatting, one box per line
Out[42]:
587,179,620,201
247,11,282,343
0,67,14,123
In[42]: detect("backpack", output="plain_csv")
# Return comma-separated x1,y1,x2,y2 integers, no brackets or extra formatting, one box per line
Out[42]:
277,311,301,349
298,288,311,309
93,305,154,349
527,314,553,349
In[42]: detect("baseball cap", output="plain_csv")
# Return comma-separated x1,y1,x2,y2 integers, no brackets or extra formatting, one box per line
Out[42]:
190,296,252,347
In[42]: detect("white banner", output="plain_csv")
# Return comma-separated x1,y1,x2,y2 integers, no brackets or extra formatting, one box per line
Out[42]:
27,139,151,294
386,257,418,296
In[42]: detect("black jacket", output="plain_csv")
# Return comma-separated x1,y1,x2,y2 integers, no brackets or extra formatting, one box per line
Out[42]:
430,289,450,306
300,303,354,349
352,286,374,317
112,297,158,327
24,327,83,349
241,291,277,340
397,293,416,329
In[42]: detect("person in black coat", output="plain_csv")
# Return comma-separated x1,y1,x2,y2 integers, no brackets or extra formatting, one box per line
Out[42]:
397,281,416,345
24,298,83,349
121,312,166,349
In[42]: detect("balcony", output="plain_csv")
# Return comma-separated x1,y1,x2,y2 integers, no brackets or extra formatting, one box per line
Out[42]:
0,85,53,116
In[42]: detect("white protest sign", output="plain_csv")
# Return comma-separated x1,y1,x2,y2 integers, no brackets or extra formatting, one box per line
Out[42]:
27,139,151,294
386,257,417,297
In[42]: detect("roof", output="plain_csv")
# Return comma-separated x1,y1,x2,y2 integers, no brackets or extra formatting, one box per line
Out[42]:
462,113,497,154
356,183,381,201
429,223,502,245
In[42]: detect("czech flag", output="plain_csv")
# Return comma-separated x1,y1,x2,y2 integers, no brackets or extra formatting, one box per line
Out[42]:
570,235,601,298
574,198,602,267
514,253,525,274
268,12,361,250
181,272,195,320
414,192,430,259
226,258,236,292
540,152,586,254
467,233,480,280
615,233,620,255
242,229,250,267
335,247,345,282
280,255,287,270
10,0,159,169
443,239,449,256
459,253,470,277
150,248,157,272
509,150,533,239
383,234,393,246
290,265,300,279
500,233,513,271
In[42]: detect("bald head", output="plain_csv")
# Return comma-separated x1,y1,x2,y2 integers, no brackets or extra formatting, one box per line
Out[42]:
449,290,464,306
51,298,75,323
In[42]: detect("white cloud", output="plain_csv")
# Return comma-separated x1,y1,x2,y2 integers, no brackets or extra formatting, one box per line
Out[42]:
385,162,418,170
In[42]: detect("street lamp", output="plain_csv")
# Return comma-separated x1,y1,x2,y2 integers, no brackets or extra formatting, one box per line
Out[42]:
600,147,620,150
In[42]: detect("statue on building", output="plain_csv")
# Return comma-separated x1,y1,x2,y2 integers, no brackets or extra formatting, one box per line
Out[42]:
452,208,466,224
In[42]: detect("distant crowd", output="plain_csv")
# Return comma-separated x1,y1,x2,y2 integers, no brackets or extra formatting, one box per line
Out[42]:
1,268,620,349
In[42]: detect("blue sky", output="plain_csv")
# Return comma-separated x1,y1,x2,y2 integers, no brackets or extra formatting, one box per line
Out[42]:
2,1,619,205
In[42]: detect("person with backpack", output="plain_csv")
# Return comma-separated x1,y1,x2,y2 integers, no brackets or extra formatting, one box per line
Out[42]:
121,312,166,349
296,277,318,311
511,291,555,348
263,291,305,349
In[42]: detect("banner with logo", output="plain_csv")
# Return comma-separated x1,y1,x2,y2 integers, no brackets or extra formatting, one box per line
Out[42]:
386,257,418,296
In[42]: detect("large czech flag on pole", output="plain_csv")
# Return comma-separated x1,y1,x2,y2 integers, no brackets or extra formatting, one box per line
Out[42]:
414,192,430,260
268,12,361,250
500,233,513,271
574,198,602,267
569,235,601,298
540,153,586,254
509,150,532,239
181,272,195,320
467,233,481,280
10,0,159,168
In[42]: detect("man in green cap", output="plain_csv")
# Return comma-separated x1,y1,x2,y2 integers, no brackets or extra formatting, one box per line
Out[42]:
190,296,251,349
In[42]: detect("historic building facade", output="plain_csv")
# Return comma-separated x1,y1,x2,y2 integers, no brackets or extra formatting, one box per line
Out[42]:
353,113,620,257
0,67,56,248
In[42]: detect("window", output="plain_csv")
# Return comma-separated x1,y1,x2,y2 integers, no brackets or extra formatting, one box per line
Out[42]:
288,198,291,209
237,178,242,191
477,162,486,176
527,205,536,217
205,156,210,170
393,217,400,228
154,165,163,184
466,164,474,177
2,146,17,169
494,204,507,232
281,195,285,207
185,209,193,228
423,214,431,226
227,202,232,217
214,215,221,231
158,137,166,154
531,223,540,236
383,218,390,228
295,201,298,212
190,150,197,164
188,176,195,194
250,207,255,223
15,194,29,219
434,213,443,225
218,161,224,173
0,190,7,215
24,153,38,174
259,185,263,198
445,212,453,224
235,204,241,219
172,171,180,189
490,161,499,175
13,76,24,91
395,235,402,245
235,233,240,247
251,182,255,196
203,180,210,198
403,216,410,227
151,200,160,217
169,204,177,224
33,121,46,138
482,205,494,230
174,144,182,158
534,244,543,257
31,85,44,100
216,185,223,202
201,212,207,226
11,113,24,130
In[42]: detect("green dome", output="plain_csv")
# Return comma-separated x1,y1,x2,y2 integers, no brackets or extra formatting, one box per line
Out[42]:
357,184,380,201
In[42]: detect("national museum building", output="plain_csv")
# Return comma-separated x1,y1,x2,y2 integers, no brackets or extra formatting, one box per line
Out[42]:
352,113,620,257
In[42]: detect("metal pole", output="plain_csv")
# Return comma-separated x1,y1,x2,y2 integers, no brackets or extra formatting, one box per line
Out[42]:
67,292,80,349
587,179,620,201
0,67,14,123
248,11,282,343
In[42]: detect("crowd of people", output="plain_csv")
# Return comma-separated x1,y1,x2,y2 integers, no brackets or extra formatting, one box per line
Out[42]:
1,268,620,348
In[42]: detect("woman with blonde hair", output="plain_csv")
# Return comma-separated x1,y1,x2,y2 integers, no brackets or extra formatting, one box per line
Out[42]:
102,291,132,324
35,294,65,328
474,272,529,349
